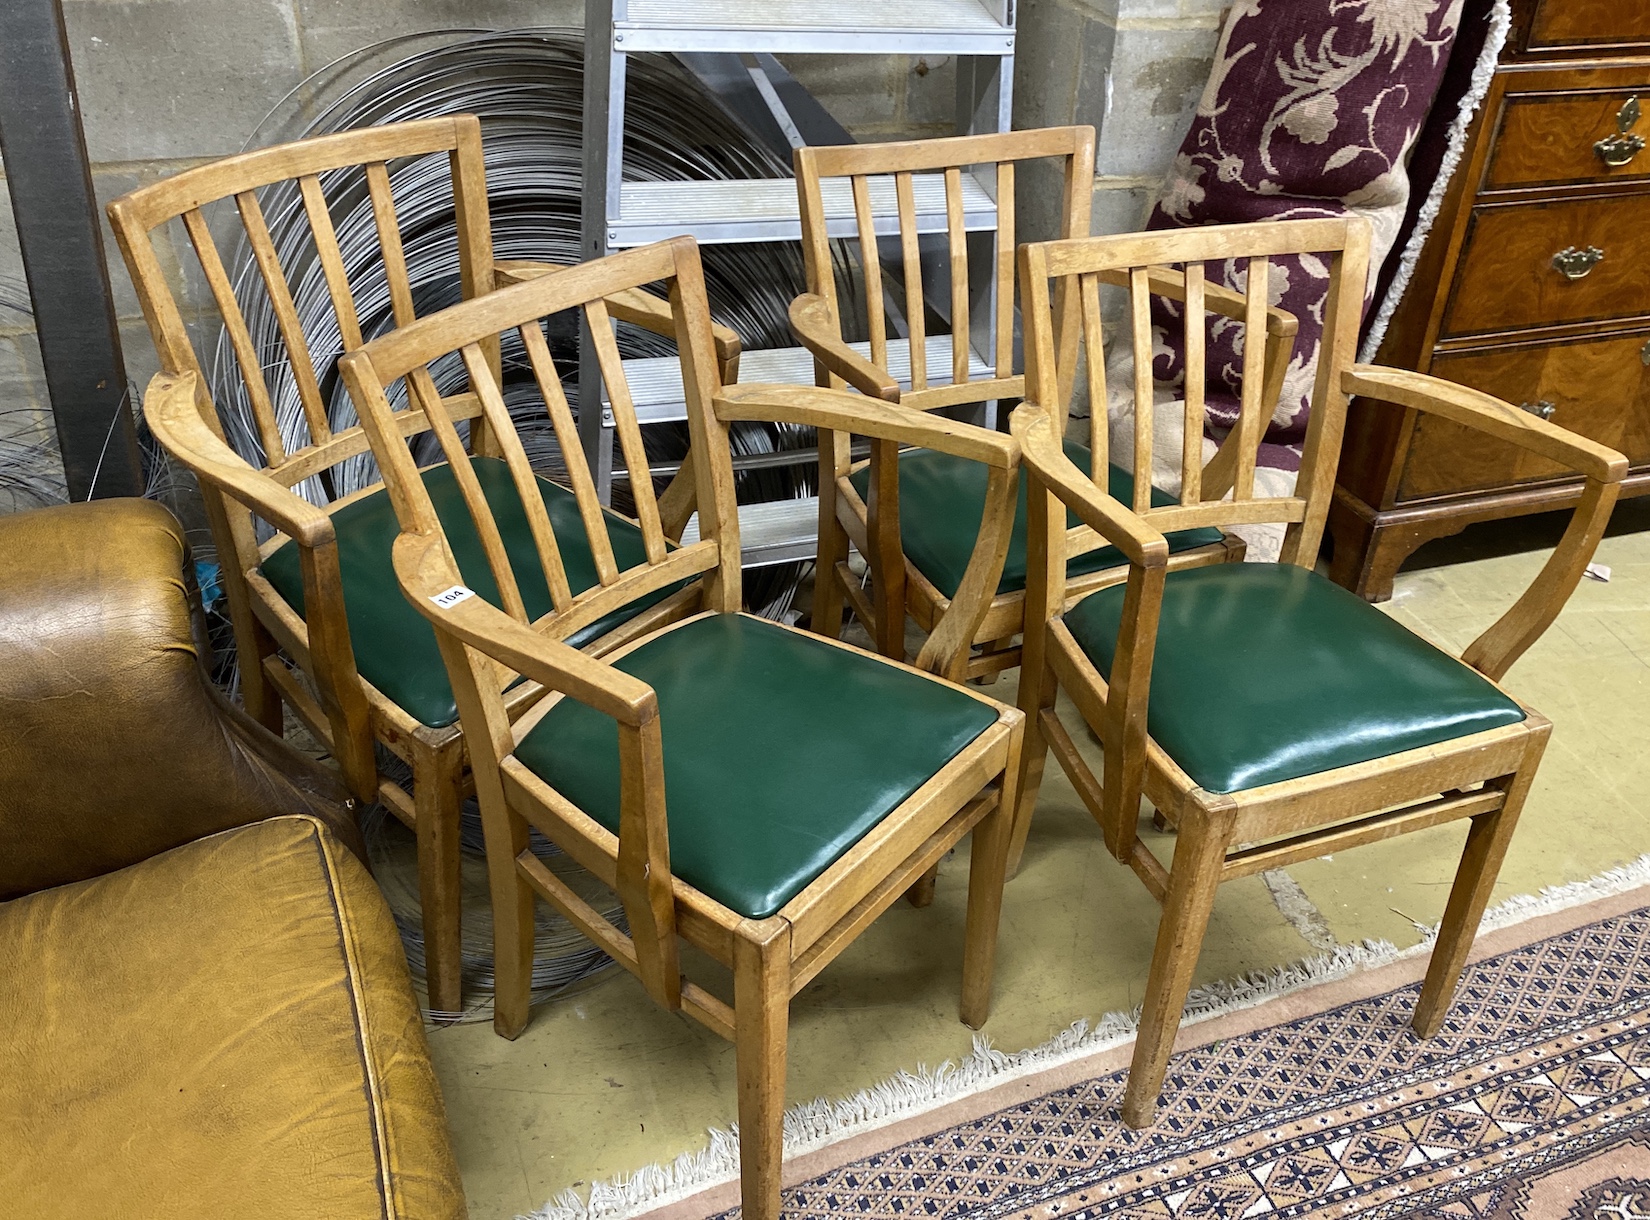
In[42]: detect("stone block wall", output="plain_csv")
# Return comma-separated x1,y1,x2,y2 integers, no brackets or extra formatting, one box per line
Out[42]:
0,0,1220,493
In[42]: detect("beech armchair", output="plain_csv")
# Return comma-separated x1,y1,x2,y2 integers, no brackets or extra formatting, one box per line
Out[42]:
1010,216,1627,1127
794,127,1299,678
109,116,739,1014
335,235,1025,1220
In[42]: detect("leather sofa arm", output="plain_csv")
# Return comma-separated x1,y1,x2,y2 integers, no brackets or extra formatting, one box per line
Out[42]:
0,499,361,899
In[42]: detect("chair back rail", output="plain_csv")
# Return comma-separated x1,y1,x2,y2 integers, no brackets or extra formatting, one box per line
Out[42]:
795,127,1096,412
1021,216,1371,567
339,238,738,1009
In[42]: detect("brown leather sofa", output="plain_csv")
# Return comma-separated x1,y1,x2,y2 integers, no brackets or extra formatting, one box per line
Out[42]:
0,499,467,1219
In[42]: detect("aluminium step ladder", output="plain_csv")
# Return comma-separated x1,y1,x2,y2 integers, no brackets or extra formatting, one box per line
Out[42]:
581,0,1017,567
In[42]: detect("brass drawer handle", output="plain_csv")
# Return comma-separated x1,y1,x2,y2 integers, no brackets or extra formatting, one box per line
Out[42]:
1520,400,1557,421
1621,95,1642,133
1595,132,1645,167
1553,245,1605,280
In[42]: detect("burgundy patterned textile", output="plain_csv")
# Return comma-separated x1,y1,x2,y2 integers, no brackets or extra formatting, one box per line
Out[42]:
1147,0,1465,470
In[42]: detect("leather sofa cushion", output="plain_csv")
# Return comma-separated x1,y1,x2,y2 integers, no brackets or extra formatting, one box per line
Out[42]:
848,440,1225,599
0,815,464,1220
1065,564,1526,794
263,458,676,729
515,613,999,919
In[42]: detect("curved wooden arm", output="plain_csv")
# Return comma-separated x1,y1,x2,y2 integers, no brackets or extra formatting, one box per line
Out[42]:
495,259,743,375
789,293,900,402
1010,404,1169,568
1097,266,1298,338
392,530,658,727
716,382,1014,468
143,371,334,548
1345,364,1628,680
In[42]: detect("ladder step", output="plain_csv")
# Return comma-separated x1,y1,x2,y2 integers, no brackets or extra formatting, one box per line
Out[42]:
680,495,820,568
614,0,1014,56
621,336,994,424
608,173,996,247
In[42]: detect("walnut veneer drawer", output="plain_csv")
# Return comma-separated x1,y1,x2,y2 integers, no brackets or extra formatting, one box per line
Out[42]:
1485,88,1649,190
1440,192,1650,338
1527,0,1650,54
1397,329,1650,501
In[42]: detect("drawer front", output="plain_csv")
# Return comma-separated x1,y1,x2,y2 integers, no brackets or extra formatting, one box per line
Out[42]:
1527,1,1650,52
1485,88,1650,190
1441,192,1650,339
1397,330,1650,501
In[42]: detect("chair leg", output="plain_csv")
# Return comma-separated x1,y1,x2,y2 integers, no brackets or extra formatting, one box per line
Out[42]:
414,744,467,1016
734,922,792,1220
240,614,284,735
1413,746,1543,1038
478,780,535,1041
1123,808,1230,1128
1004,645,1057,879
961,725,1021,1029
905,863,939,908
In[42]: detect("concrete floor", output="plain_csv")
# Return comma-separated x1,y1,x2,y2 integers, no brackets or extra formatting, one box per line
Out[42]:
425,506,1650,1219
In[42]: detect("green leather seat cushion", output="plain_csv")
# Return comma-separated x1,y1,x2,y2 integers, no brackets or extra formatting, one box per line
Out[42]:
1065,564,1526,795
847,440,1225,599
262,458,676,730
513,613,999,920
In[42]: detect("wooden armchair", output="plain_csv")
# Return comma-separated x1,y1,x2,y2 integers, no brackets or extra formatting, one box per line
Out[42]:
108,116,738,1014
334,235,1025,1220
794,127,1298,678
1010,216,1627,1127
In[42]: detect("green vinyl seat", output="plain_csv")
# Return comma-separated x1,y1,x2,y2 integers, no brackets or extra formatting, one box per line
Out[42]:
848,439,1226,599
514,613,999,920
1065,563,1526,795
262,457,677,730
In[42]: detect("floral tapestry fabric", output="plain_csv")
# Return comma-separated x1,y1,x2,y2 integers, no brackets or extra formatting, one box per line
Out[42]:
1143,0,1465,465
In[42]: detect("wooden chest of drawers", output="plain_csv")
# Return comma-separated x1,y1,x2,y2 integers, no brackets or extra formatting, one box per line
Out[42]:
1329,0,1650,601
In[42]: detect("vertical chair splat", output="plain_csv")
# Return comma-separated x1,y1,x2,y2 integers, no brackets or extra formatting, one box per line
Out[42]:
586,298,668,567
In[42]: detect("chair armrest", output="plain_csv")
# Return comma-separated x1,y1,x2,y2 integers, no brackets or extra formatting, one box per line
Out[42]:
495,260,743,377
789,293,901,403
1098,266,1298,339
716,381,1013,468
143,371,334,549
393,530,658,728
1345,363,1628,680
1010,404,1170,569
716,381,1016,678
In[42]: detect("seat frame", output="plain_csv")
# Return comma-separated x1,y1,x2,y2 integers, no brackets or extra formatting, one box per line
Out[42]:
1010,216,1629,1127
109,117,739,1015
337,236,1025,1220
793,128,1294,679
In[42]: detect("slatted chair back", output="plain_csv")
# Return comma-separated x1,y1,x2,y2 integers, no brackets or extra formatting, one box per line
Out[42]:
794,127,1096,412
108,115,497,536
1020,216,1371,570
337,236,733,1010
340,236,737,670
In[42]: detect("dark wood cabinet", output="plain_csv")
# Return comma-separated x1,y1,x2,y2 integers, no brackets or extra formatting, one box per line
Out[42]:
1329,2,1650,600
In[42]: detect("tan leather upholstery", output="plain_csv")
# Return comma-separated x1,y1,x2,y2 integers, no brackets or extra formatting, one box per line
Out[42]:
0,499,465,1217
0,814,466,1220
0,499,361,898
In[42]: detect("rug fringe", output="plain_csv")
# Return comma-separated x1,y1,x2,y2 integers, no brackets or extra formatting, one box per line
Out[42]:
526,851,1650,1220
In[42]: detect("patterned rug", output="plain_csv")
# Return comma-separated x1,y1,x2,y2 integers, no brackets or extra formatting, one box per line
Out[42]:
641,885,1650,1220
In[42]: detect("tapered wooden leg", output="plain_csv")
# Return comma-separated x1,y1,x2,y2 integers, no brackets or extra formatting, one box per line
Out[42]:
239,613,284,735
961,723,1022,1029
1123,807,1231,1128
1414,730,1547,1038
414,742,467,1016
1005,639,1058,879
905,863,939,908
734,920,792,1220
478,783,535,1040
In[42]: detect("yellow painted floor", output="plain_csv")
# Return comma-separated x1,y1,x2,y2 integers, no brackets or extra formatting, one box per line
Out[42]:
424,505,1650,1219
